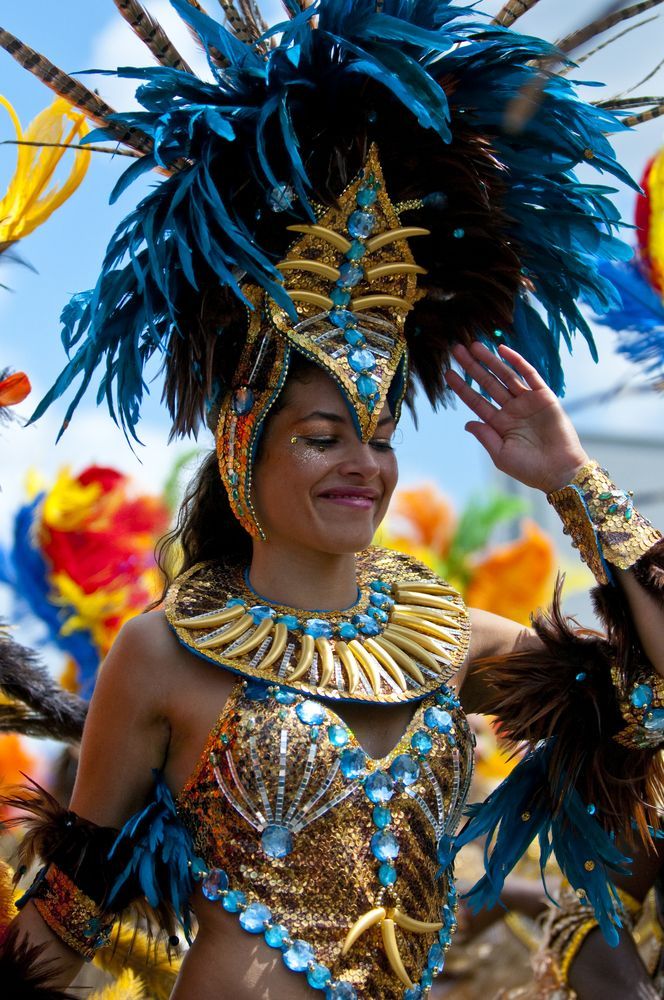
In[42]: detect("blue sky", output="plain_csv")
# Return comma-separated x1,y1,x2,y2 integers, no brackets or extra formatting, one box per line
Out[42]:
1,0,663,526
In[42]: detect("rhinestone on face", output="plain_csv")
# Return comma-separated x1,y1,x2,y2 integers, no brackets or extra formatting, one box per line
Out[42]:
339,747,367,780
264,923,290,948
364,770,395,804
201,868,229,900
261,824,293,859
371,829,400,862
283,939,316,972
390,754,420,786
239,901,272,933
296,700,327,727
304,618,334,639
327,724,349,747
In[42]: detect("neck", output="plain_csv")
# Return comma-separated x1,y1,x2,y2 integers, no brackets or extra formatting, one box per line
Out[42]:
249,540,359,611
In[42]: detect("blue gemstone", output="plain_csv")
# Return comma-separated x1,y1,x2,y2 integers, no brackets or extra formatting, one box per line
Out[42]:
348,348,376,373
249,605,277,624
356,375,378,401
441,904,454,927
367,607,388,623
239,901,272,933
370,592,393,609
268,183,295,212
630,684,653,710
244,681,270,702
190,857,208,882
587,803,596,816
421,969,434,988
329,308,355,329
338,261,364,287
331,286,352,307
644,708,664,732
325,983,357,1000
404,989,423,1000
345,240,366,261
453,228,465,239
390,754,420,786
378,862,398,887
304,618,334,639
411,730,433,755
232,386,254,415
222,890,247,913
364,770,395,803
328,724,349,747
357,186,378,208
337,622,359,641
370,580,391,594
348,210,376,239
283,938,315,972
424,706,453,733
277,614,302,631
437,834,454,869
439,928,452,946
344,328,366,347
297,700,327,726
371,830,400,862
339,747,367,780
261,824,293,859
435,687,459,708
201,868,229,900
373,805,392,828
307,962,332,989
264,923,290,948
228,470,239,485
227,598,246,608
275,688,297,705
352,613,381,636
428,941,444,970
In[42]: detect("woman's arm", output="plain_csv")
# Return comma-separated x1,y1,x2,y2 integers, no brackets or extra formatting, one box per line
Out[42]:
4,611,174,989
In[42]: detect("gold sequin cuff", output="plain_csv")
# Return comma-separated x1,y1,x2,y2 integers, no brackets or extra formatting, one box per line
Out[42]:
547,461,662,585
614,669,664,749
31,864,115,960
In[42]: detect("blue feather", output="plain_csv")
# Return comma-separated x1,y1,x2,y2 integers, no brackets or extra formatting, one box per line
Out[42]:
594,261,664,381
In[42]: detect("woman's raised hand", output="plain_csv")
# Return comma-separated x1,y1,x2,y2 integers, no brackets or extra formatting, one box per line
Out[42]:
444,341,590,494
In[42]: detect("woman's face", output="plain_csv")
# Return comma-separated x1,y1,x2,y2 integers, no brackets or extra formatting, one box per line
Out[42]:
252,368,398,555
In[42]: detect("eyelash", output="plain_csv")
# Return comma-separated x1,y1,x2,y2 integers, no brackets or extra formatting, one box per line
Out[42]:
304,436,395,452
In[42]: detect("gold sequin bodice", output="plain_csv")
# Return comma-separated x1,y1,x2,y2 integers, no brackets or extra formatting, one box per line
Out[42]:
177,680,474,998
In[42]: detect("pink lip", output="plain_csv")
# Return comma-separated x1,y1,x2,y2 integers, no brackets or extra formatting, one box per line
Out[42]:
317,488,380,509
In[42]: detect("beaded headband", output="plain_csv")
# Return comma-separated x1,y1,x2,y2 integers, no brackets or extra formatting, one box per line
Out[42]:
217,146,428,539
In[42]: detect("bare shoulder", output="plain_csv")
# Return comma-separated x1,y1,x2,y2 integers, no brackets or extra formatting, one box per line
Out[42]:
467,607,537,662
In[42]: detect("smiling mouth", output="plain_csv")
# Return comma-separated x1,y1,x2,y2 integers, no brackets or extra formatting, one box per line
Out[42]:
318,491,378,509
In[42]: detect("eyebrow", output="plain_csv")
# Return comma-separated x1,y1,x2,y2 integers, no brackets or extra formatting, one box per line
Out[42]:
299,410,395,428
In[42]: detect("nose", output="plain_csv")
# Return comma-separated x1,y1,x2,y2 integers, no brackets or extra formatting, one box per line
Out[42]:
336,438,382,479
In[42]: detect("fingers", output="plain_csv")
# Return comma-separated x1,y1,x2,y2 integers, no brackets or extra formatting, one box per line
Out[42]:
470,341,528,395
465,420,503,461
450,344,514,406
444,368,502,426
496,343,548,392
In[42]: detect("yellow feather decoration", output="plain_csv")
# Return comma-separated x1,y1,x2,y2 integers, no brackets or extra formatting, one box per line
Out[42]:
90,970,147,1000
93,927,180,1000
0,96,90,248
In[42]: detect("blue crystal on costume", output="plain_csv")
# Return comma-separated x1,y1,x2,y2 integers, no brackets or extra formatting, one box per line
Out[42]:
339,747,367,780
438,927,452,946
421,969,434,988
227,598,246,607
264,923,290,948
232,386,255,415
344,328,366,347
307,963,332,989
644,709,664,732
352,613,381,636
190,857,208,881
337,622,359,640
390,754,420,786
441,904,454,926
239,901,272,933
297,700,327,726
356,375,378,400
261,824,293,859
277,614,302,631
424,707,453,733
348,349,376,372
364,770,395,803
371,830,400,861
329,308,355,329
249,605,277,624
411,730,433,755
328,724,349,747
378,862,397,887
370,580,391,593
201,868,229,900
373,805,392,828
428,941,444,969
367,607,388,623
357,186,378,208
283,939,315,972
222,890,247,913
325,982,357,1000
244,681,270,702
338,262,364,287
346,240,366,261
404,988,423,1000
630,684,653,709
304,618,334,639
268,183,295,212
370,592,393,609
437,834,454,869
348,210,376,239
275,688,297,705
331,286,352,307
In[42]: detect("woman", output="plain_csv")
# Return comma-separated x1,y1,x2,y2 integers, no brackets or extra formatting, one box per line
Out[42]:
1,3,664,998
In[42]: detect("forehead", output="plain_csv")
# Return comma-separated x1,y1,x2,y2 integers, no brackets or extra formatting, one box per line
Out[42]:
281,368,395,427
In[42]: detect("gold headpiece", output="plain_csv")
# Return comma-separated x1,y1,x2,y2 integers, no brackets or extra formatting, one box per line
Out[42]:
218,145,430,538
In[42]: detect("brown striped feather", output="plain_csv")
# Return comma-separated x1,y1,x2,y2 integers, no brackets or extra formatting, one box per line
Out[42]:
113,0,192,71
492,0,543,28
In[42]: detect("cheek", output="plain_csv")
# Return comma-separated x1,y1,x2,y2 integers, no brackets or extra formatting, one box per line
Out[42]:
252,445,329,520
